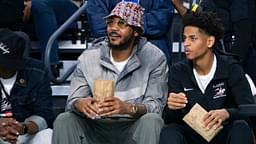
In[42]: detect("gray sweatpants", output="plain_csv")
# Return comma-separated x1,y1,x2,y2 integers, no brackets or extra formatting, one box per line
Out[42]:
52,112,164,144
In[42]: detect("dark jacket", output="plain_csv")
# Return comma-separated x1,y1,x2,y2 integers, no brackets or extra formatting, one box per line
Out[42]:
86,0,174,64
0,0,24,28
163,52,255,124
200,0,255,65
0,58,54,127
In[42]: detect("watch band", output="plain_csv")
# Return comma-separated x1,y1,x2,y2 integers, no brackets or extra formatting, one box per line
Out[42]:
21,123,28,135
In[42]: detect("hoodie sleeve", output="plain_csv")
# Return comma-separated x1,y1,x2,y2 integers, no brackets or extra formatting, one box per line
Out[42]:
162,64,186,124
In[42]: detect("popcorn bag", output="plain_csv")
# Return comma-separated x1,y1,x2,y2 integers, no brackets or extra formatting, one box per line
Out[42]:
183,103,223,142
93,80,114,102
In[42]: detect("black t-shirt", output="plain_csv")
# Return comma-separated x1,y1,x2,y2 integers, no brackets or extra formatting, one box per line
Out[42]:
0,0,24,28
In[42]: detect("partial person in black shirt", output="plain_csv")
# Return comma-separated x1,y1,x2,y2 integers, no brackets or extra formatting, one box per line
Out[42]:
0,0,24,29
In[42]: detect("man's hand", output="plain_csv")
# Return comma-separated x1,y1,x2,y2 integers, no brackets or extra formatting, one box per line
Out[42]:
97,97,130,117
203,109,230,130
171,0,187,17
74,97,99,119
0,118,21,144
168,92,188,110
0,118,9,141
23,0,32,22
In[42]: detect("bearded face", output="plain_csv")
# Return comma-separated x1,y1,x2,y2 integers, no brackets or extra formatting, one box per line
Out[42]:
106,17,138,51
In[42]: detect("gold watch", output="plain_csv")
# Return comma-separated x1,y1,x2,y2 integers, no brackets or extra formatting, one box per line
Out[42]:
130,104,138,115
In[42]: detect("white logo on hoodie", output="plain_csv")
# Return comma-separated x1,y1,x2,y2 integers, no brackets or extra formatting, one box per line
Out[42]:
0,42,10,54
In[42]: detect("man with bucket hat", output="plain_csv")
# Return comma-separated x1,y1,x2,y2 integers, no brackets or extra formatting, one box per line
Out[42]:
0,29,53,144
52,1,168,144
86,0,174,65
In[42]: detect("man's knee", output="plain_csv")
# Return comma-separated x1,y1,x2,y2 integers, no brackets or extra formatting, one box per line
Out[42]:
160,124,187,144
228,120,254,144
231,120,251,132
29,129,53,144
161,124,184,138
36,128,53,137
138,113,163,127
54,112,79,126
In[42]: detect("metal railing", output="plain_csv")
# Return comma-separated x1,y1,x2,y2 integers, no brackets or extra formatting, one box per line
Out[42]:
44,1,87,84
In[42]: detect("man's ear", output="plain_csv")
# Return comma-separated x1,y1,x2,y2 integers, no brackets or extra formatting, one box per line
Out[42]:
134,30,139,37
207,36,215,48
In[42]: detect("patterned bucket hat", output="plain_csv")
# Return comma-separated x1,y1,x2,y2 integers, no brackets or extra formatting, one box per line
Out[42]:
105,1,145,32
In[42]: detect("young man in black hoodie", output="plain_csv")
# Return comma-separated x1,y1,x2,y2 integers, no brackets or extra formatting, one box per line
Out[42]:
160,11,255,144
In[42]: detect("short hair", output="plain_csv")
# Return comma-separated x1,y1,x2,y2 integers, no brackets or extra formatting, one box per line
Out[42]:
183,12,224,42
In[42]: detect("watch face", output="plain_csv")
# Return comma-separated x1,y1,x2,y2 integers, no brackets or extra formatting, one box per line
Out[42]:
132,104,137,114
22,124,28,135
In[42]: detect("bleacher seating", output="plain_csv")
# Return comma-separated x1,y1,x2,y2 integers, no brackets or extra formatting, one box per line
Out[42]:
17,3,256,143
